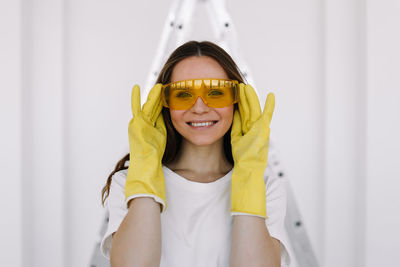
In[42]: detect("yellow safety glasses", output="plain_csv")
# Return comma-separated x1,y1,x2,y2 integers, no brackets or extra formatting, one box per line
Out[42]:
161,78,239,110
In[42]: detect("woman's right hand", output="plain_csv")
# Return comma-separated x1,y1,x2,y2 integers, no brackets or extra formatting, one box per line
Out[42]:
125,84,167,212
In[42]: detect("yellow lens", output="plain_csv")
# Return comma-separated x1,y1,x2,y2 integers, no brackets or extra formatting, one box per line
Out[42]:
162,79,239,110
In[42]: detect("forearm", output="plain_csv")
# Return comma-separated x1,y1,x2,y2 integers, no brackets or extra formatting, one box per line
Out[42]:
110,197,161,267
230,215,280,267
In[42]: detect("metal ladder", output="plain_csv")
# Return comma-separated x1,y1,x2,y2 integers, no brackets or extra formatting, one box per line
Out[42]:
89,1,319,266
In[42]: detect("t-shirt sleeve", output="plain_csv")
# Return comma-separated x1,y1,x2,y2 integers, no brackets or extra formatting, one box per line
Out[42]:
100,170,129,260
264,164,291,266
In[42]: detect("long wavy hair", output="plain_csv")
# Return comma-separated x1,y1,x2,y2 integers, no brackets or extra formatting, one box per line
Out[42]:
101,41,245,205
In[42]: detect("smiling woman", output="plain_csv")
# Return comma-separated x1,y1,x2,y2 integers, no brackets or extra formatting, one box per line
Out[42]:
100,41,291,267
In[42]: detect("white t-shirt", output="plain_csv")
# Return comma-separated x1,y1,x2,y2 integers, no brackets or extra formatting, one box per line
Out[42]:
101,164,291,266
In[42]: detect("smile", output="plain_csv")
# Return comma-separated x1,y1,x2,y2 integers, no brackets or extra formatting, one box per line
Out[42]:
186,121,218,128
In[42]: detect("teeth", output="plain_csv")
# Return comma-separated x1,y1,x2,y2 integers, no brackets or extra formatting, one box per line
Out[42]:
190,121,215,127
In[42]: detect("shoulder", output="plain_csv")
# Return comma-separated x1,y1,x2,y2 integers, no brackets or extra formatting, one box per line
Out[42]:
263,163,288,227
113,168,128,180
110,168,128,188
264,164,287,196
104,169,128,206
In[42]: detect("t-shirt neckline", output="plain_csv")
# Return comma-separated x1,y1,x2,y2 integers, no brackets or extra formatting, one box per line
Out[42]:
162,165,233,194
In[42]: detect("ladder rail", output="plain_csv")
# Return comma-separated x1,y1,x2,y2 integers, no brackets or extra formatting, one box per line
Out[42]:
268,143,320,267
205,0,258,99
143,0,183,106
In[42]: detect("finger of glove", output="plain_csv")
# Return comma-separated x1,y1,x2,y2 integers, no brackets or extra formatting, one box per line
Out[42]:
244,84,262,125
142,84,163,124
231,110,242,140
238,83,250,134
131,85,141,118
155,112,167,136
262,92,275,126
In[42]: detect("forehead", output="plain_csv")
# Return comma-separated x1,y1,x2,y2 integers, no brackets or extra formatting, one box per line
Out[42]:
170,56,228,83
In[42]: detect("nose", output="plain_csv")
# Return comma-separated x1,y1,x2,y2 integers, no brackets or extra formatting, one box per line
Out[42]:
190,96,210,113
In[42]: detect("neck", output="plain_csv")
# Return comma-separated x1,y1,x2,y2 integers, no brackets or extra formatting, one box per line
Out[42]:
166,138,233,182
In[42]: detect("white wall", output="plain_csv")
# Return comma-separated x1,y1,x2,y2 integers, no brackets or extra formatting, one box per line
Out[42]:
365,1,400,266
1,0,399,266
1,1,23,266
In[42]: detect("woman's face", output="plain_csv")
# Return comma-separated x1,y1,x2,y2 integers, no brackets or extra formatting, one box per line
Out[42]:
169,56,234,146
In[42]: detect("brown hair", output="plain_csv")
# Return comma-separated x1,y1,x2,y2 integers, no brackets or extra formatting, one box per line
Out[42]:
101,41,245,205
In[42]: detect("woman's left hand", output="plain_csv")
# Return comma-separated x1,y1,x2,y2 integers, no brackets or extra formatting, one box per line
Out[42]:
230,83,275,218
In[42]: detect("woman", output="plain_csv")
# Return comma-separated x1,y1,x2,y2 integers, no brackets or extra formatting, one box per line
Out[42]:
100,41,290,266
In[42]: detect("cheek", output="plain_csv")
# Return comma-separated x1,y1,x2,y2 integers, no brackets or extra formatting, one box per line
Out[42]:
217,106,234,126
169,110,185,128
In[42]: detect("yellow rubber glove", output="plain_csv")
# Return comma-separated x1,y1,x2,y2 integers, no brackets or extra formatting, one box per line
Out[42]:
230,83,275,218
125,84,167,212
